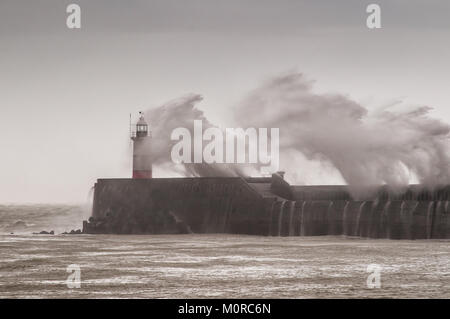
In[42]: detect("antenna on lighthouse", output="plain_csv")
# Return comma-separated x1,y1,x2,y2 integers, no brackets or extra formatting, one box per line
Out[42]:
129,113,132,138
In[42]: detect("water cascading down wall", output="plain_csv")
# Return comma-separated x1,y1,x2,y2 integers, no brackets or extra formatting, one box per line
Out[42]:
268,198,450,239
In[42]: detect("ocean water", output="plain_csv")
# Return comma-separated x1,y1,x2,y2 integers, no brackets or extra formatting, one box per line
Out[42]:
0,205,449,298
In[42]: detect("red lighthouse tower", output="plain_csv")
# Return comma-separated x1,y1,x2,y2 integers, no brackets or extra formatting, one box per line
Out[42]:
131,112,152,178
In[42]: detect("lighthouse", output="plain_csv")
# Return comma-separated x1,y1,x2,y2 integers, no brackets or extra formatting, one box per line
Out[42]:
131,112,152,178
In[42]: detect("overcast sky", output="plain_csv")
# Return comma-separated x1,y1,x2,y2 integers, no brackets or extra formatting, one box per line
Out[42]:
1,0,449,203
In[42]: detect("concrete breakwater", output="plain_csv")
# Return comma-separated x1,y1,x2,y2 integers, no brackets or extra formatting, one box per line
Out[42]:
83,174,450,238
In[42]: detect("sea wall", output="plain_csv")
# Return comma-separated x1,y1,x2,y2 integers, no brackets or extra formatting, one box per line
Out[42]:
85,178,272,235
84,178,450,238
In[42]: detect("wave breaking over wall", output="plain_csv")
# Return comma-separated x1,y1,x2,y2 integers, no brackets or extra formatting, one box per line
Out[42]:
140,72,450,199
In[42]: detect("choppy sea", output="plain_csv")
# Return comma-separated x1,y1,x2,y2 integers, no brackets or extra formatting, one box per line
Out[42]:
0,204,449,298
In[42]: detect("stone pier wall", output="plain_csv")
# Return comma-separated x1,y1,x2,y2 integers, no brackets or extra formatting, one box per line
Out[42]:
84,177,450,238
85,178,272,235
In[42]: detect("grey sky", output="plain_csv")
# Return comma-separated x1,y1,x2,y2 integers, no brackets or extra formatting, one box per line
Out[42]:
1,0,449,203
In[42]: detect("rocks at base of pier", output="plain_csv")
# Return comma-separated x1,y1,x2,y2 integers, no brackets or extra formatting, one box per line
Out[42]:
33,230,54,235
84,212,192,235
62,229,82,235
31,229,83,235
